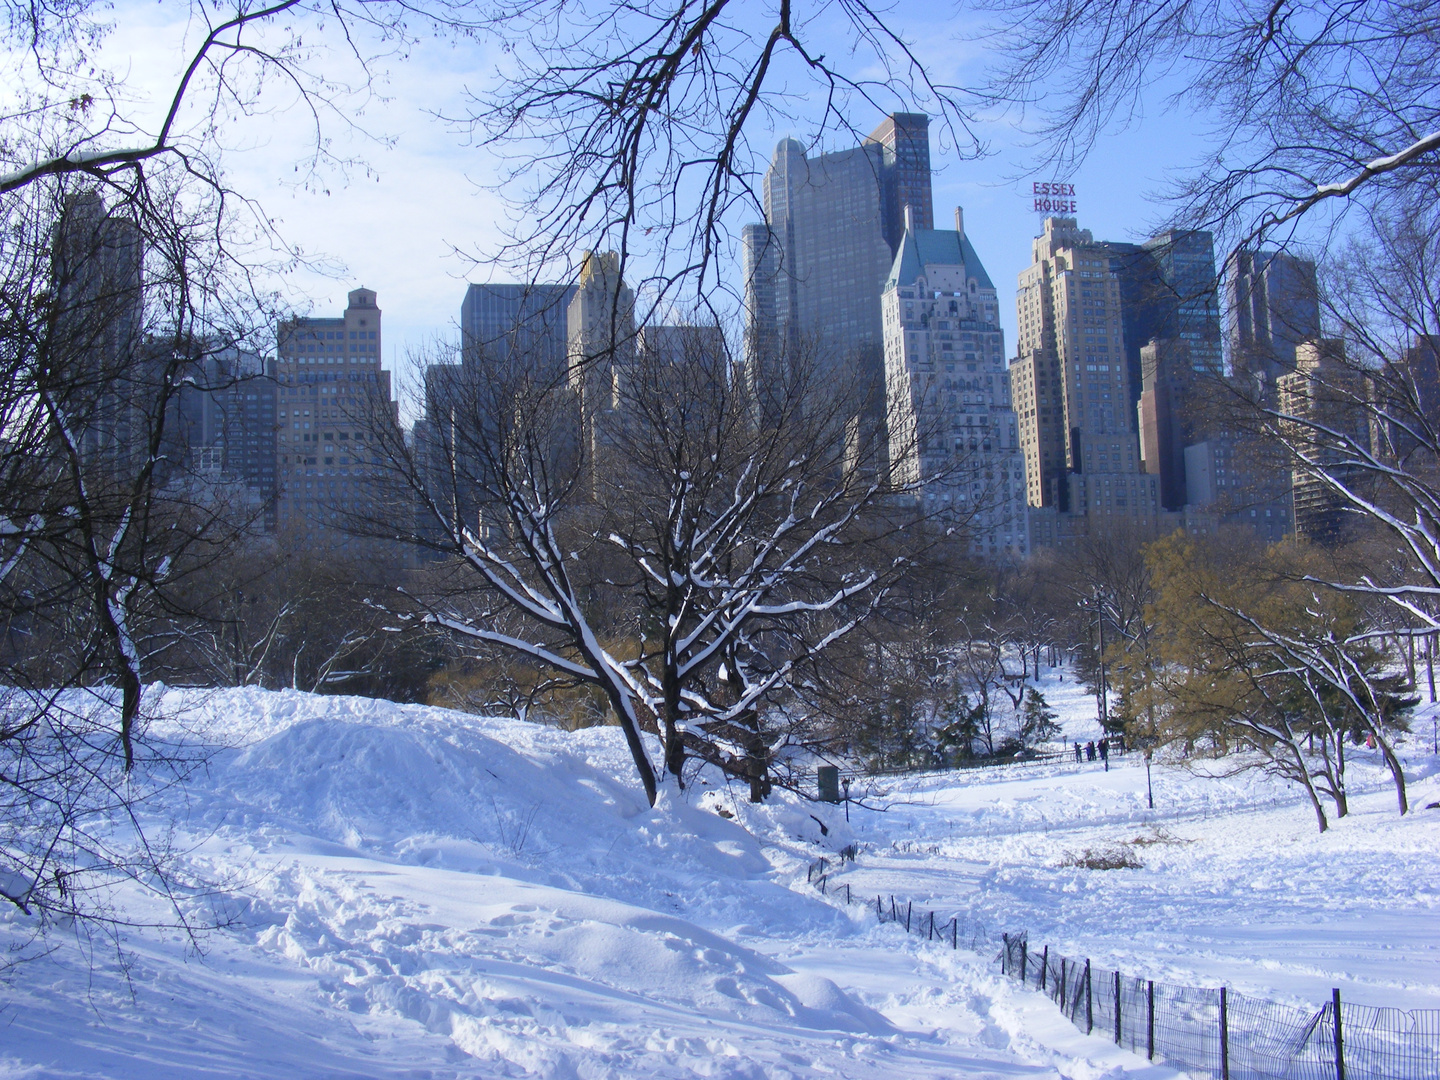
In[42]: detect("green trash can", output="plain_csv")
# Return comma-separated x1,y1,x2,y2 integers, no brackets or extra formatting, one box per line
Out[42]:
817,765,840,803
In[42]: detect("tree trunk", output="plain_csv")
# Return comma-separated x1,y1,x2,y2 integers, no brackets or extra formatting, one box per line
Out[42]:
119,659,142,772
601,684,659,806
1375,735,1409,815
1289,743,1329,833
746,719,770,803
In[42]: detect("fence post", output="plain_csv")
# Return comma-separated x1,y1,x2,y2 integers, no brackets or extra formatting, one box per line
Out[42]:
906,901,912,933
1114,969,1122,1045
1040,945,1048,992
1147,980,1154,1060
846,883,850,904
1220,987,1229,1080
1002,933,1010,975
1020,939,1027,981
1332,988,1345,1080
1059,959,1067,1012
1085,960,1093,1034
876,895,882,920
951,917,957,950
890,896,896,921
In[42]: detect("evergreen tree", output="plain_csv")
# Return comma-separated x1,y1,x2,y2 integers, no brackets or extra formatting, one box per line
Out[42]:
1018,688,1062,748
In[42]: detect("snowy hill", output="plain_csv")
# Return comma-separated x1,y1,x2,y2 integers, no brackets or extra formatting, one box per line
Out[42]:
1,678,1437,1078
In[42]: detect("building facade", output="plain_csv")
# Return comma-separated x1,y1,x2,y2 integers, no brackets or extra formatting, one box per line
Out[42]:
1011,217,1165,542
460,282,576,380
882,209,1026,559
741,113,933,399
1277,338,1371,543
274,288,399,553
175,347,278,530
1225,249,1321,397
52,191,150,474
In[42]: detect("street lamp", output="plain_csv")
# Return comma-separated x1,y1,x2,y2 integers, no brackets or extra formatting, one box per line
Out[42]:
1078,592,1109,733
1136,734,1157,810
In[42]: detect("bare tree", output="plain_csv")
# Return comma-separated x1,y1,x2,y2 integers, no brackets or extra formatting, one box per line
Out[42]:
372,326,958,804
458,0,983,320
0,173,272,934
985,0,1440,247
0,0,421,940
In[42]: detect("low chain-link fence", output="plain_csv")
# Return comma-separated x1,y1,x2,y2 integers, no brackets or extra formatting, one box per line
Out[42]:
1000,933,1440,1080
802,853,1438,1078
804,851,995,951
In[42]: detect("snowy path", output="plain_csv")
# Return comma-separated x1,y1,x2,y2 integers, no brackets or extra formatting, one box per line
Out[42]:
814,668,1440,1010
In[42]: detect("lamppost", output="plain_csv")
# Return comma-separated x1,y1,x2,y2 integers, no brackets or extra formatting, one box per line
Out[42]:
1078,591,1109,733
1137,734,1156,810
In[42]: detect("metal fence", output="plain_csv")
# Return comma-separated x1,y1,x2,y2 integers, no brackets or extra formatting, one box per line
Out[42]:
804,852,995,952
999,933,1440,1080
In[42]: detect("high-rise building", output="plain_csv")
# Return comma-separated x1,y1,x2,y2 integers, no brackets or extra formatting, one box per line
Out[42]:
567,252,635,478
1277,338,1371,543
1178,430,1293,542
460,283,576,381
1142,230,1225,377
1371,335,1440,463
867,112,934,255
1110,229,1224,512
52,190,149,473
882,208,1026,559
1225,249,1321,395
1136,339,1191,513
175,347,278,530
274,288,399,554
1011,217,1164,543
742,113,933,396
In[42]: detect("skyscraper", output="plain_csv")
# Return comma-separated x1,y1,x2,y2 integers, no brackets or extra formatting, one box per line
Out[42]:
1135,339,1192,513
1011,217,1163,543
882,208,1026,558
1115,229,1224,511
460,282,576,381
742,113,933,393
567,251,635,479
867,112,934,255
1225,249,1321,394
274,288,399,554
1277,338,1371,544
175,347,279,530
52,190,148,474
1142,230,1225,376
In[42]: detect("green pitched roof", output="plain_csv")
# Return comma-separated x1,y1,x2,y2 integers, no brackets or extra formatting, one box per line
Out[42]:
886,228,994,292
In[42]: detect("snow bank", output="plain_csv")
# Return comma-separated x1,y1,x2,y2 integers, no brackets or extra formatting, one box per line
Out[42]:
4,673,1431,1078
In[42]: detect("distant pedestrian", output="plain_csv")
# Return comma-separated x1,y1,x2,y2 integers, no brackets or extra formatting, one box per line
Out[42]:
1099,738,1109,771
1074,742,1082,763
1086,741,1095,761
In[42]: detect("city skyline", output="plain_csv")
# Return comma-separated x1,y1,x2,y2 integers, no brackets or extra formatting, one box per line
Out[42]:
95,1,1245,390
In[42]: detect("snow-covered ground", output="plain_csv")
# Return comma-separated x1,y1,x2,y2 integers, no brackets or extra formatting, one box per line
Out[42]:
1,671,1436,1078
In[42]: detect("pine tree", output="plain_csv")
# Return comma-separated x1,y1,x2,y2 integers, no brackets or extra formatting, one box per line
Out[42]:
1018,688,1062,748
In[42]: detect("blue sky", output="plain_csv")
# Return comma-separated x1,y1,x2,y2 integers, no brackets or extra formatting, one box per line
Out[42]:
96,3,1224,408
